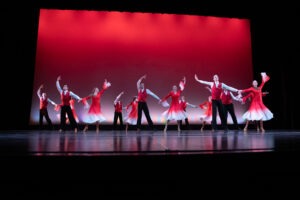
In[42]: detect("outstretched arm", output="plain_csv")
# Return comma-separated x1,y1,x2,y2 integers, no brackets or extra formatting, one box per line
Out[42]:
114,91,124,105
221,83,238,93
137,75,146,91
47,98,57,106
230,91,240,101
70,91,81,101
37,84,43,98
187,102,197,108
146,89,160,101
194,74,213,87
56,76,62,94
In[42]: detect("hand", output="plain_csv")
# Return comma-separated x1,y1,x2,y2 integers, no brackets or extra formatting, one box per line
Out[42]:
39,84,44,89
57,76,61,81
142,75,147,79
194,74,199,81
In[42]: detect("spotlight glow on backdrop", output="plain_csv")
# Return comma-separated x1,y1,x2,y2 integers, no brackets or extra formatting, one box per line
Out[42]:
30,9,253,125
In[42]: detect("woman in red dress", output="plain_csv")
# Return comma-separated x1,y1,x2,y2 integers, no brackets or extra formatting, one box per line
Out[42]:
160,77,187,132
81,79,111,132
238,72,273,132
199,96,213,131
124,96,138,132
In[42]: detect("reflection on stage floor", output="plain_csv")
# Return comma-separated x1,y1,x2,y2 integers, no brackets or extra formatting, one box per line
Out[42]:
1,129,300,156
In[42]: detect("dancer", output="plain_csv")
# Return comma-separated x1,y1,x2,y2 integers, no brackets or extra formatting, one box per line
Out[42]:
238,72,273,133
136,75,161,131
221,88,241,130
81,79,111,132
113,91,125,130
160,77,187,132
124,96,138,132
37,84,57,130
194,74,238,132
206,86,240,130
56,76,82,132
199,95,213,131
64,98,79,124
178,96,197,130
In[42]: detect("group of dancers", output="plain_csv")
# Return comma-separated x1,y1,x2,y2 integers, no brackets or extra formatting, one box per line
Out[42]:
37,72,273,133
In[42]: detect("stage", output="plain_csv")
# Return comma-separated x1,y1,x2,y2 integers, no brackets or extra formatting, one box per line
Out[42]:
1,129,299,156
1,129,300,197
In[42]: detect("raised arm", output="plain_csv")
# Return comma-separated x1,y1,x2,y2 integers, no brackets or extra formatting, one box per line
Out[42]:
114,91,124,105
194,74,213,87
221,83,238,93
37,84,43,98
259,72,270,89
99,79,112,95
179,76,186,91
56,76,63,94
137,75,146,91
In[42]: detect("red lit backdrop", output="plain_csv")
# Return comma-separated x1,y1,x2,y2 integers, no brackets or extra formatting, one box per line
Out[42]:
30,9,253,125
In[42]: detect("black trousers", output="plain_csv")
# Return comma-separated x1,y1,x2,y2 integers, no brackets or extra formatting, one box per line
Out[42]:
137,101,153,129
223,103,239,129
211,99,227,130
179,118,190,129
113,111,123,130
39,108,53,130
60,105,78,130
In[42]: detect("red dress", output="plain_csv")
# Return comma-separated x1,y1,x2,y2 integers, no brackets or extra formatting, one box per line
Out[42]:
241,74,273,121
199,100,212,122
82,88,107,123
125,100,138,125
161,90,187,121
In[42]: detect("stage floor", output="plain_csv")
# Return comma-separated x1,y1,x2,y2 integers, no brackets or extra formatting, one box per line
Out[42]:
1,129,300,197
1,129,300,156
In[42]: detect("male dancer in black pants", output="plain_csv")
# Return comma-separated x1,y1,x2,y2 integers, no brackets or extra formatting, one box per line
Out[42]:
136,75,161,131
195,74,238,132
56,76,82,132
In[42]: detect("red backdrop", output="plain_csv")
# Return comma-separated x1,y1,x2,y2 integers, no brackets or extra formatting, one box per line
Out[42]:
30,9,253,125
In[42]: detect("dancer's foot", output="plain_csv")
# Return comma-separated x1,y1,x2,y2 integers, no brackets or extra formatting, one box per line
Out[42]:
74,128,78,133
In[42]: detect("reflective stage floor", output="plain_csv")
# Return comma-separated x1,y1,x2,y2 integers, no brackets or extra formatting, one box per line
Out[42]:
1,129,300,197
0,129,300,156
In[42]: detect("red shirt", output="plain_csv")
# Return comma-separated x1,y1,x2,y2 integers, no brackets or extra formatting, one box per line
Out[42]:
211,82,222,100
115,102,123,113
138,89,147,102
